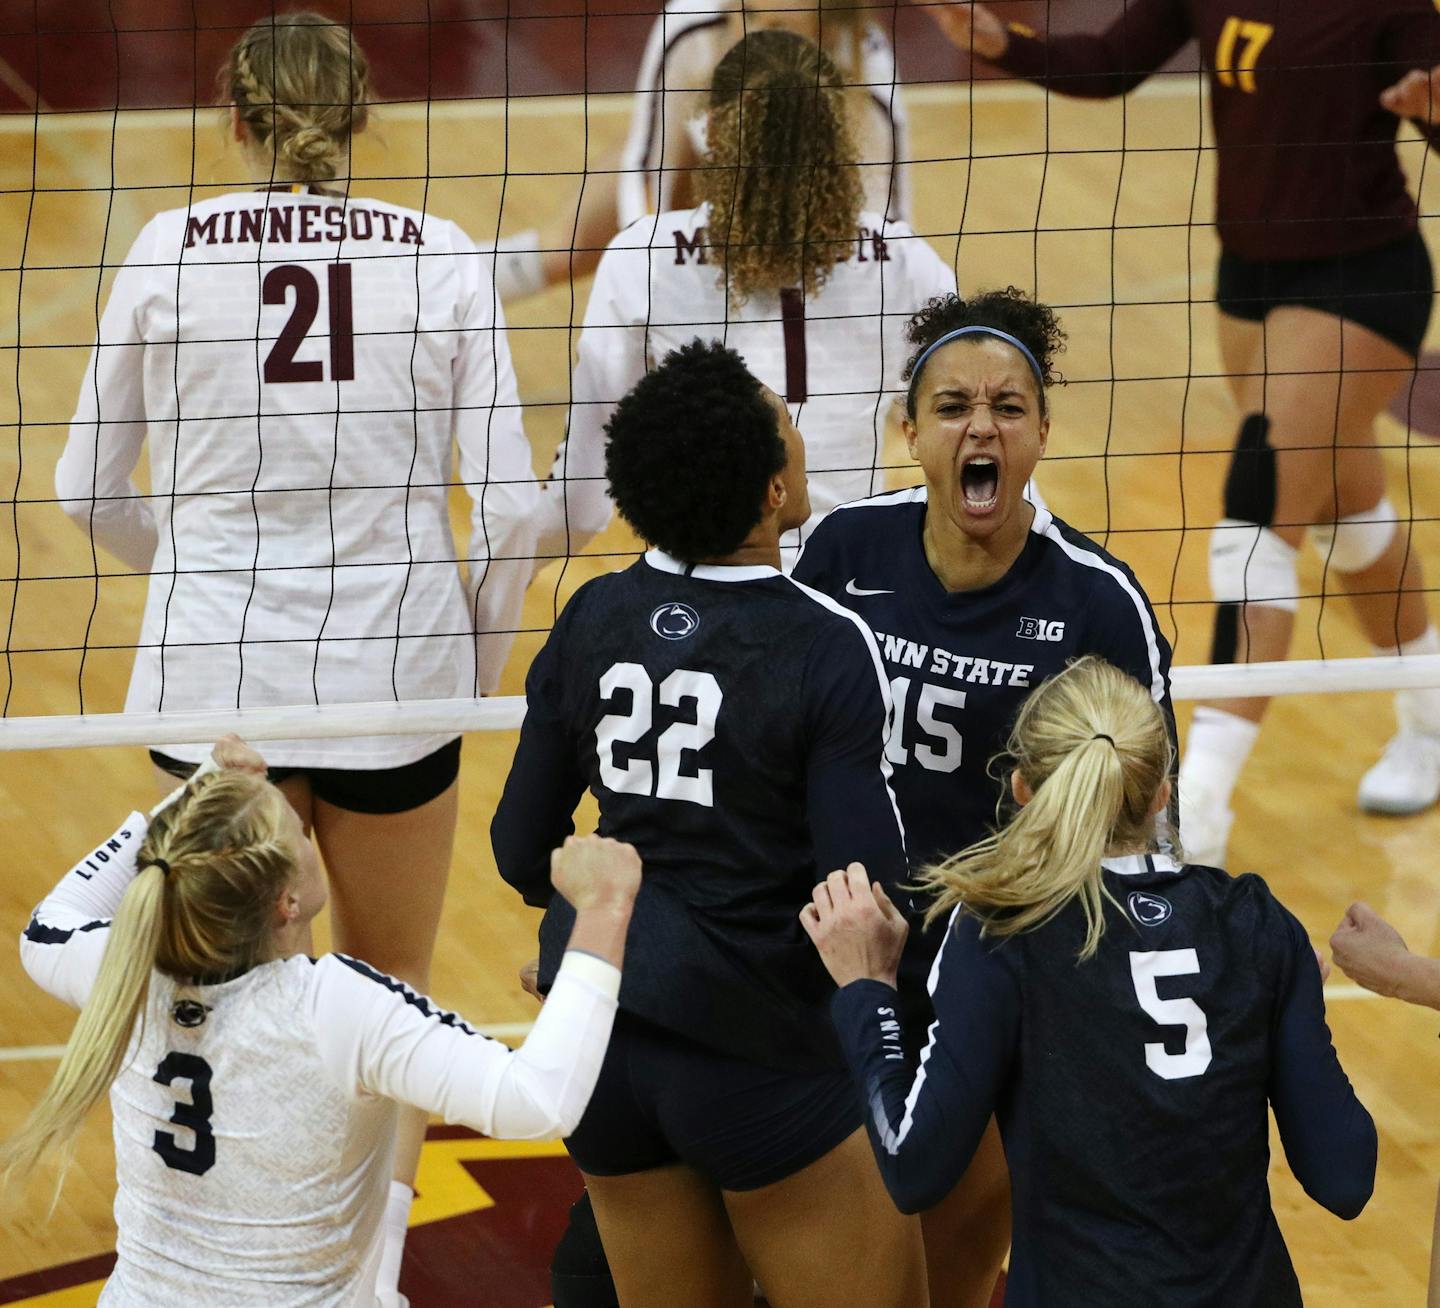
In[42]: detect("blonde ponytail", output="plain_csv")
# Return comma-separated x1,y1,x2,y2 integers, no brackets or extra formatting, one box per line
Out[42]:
223,11,371,183
1,770,295,1186
0,866,166,1186
918,657,1173,960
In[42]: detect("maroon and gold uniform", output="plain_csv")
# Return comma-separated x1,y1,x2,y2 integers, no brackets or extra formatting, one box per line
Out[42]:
996,0,1440,263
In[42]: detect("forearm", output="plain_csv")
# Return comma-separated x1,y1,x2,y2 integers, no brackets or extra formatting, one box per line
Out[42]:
1391,952,1440,1010
565,904,632,972
992,1,1189,101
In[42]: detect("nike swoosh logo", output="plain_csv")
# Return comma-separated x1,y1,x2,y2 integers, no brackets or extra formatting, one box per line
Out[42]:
845,580,895,596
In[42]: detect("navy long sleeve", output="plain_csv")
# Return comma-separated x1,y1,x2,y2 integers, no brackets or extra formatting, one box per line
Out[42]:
830,912,1020,1214
1268,912,1378,1219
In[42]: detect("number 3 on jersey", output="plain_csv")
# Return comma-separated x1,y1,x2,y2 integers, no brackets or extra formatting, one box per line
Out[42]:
596,663,722,807
152,1051,217,1175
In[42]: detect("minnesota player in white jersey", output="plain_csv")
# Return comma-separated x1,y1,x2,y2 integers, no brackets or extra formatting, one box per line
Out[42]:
2,736,638,1308
499,0,912,298
52,14,540,1301
540,29,954,566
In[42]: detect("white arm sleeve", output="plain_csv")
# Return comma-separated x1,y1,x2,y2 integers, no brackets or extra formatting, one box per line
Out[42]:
56,223,158,572
312,950,620,1141
540,234,650,561
19,812,150,1009
450,230,543,693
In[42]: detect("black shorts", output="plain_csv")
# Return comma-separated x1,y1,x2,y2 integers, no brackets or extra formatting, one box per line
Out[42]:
1216,230,1434,358
563,1011,862,1192
148,737,461,815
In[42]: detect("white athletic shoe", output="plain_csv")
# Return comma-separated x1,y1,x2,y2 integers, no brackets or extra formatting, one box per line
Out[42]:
1358,729,1440,814
1178,785,1234,868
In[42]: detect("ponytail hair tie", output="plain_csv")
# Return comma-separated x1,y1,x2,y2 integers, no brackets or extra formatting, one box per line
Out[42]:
149,857,172,877
1091,734,1116,748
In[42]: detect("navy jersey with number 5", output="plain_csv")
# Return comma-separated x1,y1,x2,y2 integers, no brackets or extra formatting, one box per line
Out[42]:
792,489,1175,984
831,856,1377,1306
492,549,907,1072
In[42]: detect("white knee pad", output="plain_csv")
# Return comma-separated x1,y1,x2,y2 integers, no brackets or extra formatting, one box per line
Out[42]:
1310,498,1397,573
1209,518,1300,611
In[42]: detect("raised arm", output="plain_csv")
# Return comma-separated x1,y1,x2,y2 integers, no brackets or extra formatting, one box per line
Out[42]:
19,812,150,1009
923,0,1192,100
318,837,639,1139
451,235,543,694
56,222,159,572
816,895,1020,1214
1269,912,1377,1219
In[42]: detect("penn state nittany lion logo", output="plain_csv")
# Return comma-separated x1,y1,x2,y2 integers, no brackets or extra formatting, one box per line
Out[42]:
650,602,700,641
1127,891,1172,926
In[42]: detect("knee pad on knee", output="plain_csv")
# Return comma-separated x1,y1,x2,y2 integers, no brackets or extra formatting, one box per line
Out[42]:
1310,498,1397,573
1209,519,1299,610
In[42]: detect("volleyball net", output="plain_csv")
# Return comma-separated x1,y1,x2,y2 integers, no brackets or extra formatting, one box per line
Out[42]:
3,1,1440,752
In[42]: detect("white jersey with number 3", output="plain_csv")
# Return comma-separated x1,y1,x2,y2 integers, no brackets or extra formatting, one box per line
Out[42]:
57,187,540,765
21,815,619,1308
545,204,956,560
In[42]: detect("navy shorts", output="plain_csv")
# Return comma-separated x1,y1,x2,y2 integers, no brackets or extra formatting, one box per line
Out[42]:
149,738,461,815
563,1011,862,1192
1216,230,1434,359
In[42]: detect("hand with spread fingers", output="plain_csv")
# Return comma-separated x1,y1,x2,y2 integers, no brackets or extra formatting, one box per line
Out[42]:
800,863,909,989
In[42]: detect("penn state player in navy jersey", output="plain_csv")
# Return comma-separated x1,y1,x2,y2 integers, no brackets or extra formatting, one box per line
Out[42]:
492,341,925,1308
791,288,1174,1308
804,658,1375,1307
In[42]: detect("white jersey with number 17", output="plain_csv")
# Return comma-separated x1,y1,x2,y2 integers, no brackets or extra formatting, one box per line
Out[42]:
57,187,539,766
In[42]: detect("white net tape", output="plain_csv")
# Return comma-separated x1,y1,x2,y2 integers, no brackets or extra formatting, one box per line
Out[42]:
5,655,1440,752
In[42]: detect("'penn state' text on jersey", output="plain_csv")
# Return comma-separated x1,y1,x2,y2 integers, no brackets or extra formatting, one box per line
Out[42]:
832,856,1376,1306
793,489,1176,977
491,549,907,1072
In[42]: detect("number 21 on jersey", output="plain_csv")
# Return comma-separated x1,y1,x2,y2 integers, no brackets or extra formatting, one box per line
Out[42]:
595,663,722,807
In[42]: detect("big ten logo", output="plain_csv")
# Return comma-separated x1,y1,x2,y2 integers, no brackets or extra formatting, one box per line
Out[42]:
1016,617,1066,642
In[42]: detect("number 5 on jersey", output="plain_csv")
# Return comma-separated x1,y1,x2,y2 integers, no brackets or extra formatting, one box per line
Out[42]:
596,663,722,807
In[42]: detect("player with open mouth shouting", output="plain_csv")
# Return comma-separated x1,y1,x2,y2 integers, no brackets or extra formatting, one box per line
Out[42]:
792,287,1176,1308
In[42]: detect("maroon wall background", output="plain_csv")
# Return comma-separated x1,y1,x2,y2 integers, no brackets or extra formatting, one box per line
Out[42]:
0,1,1197,115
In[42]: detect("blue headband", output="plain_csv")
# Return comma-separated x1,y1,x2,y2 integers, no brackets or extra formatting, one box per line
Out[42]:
905,326,1046,415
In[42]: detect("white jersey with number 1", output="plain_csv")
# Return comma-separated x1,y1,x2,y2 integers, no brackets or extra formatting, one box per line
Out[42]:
57,186,540,766
544,204,956,561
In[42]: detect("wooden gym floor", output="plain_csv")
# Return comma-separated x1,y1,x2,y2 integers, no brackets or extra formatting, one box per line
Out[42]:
1,76,1438,1306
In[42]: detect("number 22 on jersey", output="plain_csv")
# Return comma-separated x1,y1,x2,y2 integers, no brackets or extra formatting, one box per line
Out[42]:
595,663,722,807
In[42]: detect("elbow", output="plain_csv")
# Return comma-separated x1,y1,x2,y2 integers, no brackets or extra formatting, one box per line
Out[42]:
883,1166,947,1217
1307,1122,1378,1221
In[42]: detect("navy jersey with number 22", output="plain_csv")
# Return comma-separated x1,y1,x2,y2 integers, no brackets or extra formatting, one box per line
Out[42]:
491,549,907,1072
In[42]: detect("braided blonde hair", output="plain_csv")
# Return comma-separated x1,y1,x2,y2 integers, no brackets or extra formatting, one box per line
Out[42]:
918,657,1174,960
0,772,296,1186
223,11,371,182
698,30,863,304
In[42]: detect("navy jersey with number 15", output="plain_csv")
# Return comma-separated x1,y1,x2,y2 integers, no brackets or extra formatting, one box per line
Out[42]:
793,489,1176,984
491,548,908,1073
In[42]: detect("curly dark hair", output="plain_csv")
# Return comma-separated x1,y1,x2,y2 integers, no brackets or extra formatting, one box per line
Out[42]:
902,288,1067,417
604,339,786,562
698,30,863,306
